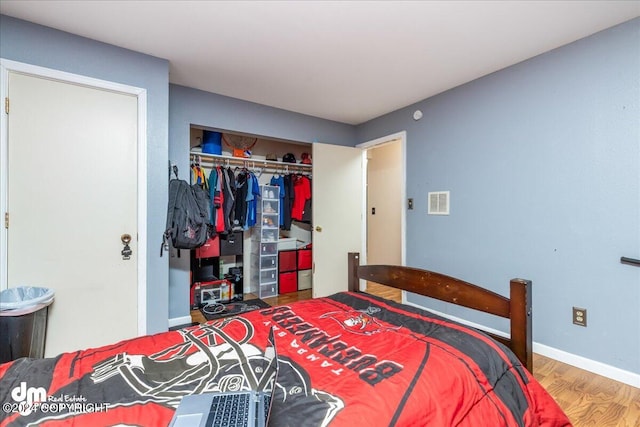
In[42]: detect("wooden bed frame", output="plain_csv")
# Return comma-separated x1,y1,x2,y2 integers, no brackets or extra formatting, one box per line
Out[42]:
347,252,533,372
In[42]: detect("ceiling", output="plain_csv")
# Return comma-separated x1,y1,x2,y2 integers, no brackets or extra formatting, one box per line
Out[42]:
1,1,638,125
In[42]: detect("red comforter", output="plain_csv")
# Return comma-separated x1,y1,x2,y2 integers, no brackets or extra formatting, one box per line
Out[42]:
0,292,570,426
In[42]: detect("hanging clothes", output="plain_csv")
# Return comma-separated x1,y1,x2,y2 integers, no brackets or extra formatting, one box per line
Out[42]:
191,159,208,189
291,175,311,221
282,174,294,230
233,169,249,230
301,177,312,223
270,175,286,227
221,167,236,233
208,166,225,233
245,172,260,229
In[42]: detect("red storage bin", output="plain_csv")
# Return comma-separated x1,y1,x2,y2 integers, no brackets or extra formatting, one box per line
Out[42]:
279,272,297,294
195,236,220,259
279,250,297,272
297,248,312,270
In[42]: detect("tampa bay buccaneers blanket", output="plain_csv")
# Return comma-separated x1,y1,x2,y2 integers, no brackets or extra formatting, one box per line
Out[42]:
0,292,570,426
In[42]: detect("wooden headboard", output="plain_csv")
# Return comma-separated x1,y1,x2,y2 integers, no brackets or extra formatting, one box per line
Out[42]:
347,252,533,372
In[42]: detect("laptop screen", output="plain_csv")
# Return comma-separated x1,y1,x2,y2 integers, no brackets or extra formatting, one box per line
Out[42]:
259,327,278,425
258,327,278,392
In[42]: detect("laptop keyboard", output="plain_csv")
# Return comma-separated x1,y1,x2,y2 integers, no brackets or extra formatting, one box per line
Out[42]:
207,394,251,427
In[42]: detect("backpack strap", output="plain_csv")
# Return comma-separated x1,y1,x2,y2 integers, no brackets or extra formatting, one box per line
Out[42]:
161,178,183,256
161,163,182,256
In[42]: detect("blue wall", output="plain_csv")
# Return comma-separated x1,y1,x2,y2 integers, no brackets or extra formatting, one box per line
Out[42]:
3,12,638,376
357,18,640,374
167,84,356,319
0,15,170,334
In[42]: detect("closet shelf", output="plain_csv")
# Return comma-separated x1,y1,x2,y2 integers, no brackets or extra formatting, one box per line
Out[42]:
190,150,312,173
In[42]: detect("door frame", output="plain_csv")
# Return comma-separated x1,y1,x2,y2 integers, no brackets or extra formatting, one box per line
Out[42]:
356,130,407,269
0,59,148,335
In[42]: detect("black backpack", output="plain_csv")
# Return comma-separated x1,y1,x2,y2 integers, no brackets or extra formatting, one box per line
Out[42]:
162,169,211,255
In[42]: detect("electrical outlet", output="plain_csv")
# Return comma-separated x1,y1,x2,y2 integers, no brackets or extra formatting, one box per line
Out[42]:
572,307,587,327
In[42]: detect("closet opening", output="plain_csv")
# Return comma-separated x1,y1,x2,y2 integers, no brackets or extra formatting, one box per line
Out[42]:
188,126,313,308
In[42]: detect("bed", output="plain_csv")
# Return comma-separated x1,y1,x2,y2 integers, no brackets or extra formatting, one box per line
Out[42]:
0,253,570,426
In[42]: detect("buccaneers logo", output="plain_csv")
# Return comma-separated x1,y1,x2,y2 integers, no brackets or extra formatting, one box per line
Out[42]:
320,307,400,336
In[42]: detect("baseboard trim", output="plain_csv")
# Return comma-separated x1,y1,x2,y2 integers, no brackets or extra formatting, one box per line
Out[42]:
534,343,639,388
403,298,640,388
168,315,192,328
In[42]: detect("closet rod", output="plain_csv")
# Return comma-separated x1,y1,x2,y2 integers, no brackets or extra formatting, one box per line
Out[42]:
620,257,640,267
191,151,312,174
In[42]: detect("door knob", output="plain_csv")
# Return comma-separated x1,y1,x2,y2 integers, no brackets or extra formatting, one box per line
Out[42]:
315,226,323,232
121,234,132,260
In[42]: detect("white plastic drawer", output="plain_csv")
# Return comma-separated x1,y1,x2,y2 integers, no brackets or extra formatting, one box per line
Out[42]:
261,229,278,242
262,186,279,200
260,283,277,298
261,214,279,229
260,243,277,255
262,200,279,214
261,256,277,269
260,269,277,282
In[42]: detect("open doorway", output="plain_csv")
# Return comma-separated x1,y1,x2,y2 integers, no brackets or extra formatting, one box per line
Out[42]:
357,132,406,301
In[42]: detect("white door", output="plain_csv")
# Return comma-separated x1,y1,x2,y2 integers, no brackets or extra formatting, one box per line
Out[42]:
312,143,363,297
5,71,139,356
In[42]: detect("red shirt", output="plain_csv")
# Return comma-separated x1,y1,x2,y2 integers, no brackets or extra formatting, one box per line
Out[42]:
291,176,311,221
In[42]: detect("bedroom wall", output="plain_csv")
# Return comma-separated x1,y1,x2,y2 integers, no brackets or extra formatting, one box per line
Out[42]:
356,18,640,380
167,84,356,322
0,15,171,334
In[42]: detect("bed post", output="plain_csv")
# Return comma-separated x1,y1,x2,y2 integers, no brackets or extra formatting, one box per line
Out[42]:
510,278,533,372
348,252,360,292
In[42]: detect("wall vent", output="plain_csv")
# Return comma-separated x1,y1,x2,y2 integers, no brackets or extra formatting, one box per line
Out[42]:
428,191,450,215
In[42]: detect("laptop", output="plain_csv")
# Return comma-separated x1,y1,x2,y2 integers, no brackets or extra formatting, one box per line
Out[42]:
169,327,279,427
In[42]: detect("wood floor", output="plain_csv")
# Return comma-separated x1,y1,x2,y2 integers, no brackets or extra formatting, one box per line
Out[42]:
534,354,640,426
191,284,640,426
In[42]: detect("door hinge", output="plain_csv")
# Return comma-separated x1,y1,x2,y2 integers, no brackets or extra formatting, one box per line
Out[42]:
4,97,8,114
4,212,8,229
